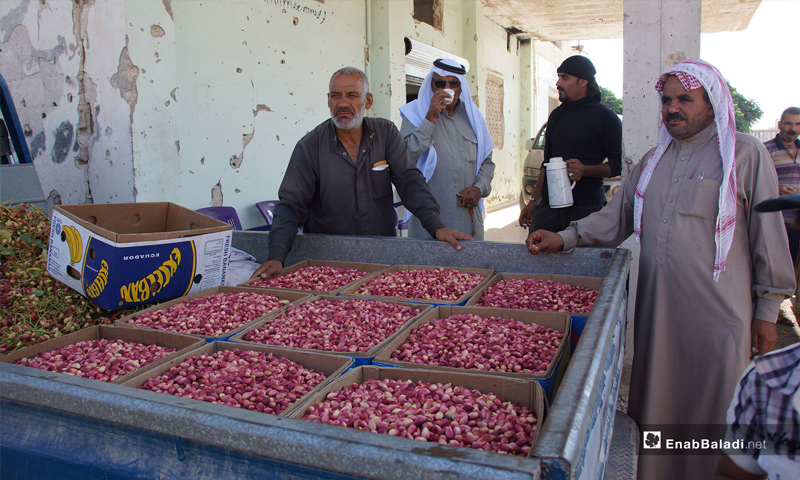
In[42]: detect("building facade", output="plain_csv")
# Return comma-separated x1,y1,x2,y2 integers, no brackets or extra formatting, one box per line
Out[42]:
1,0,571,228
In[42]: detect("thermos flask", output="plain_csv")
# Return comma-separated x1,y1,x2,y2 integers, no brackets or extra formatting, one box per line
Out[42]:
546,157,576,208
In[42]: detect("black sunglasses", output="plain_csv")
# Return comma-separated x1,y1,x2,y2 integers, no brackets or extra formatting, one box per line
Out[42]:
433,79,460,88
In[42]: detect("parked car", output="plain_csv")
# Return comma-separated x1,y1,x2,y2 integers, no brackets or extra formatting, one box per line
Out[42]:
520,122,621,209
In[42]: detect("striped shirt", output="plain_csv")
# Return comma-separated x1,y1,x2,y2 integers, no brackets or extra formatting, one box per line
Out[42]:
724,342,800,477
765,135,800,223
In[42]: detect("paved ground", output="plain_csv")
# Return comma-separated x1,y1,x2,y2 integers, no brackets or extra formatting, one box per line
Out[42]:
483,202,800,412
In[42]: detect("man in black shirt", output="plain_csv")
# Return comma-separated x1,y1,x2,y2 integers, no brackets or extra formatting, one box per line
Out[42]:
251,67,470,279
519,56,622,232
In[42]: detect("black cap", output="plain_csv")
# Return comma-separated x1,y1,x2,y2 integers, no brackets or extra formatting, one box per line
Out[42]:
434,58,466,75
755,192,800,212
557,55,597,81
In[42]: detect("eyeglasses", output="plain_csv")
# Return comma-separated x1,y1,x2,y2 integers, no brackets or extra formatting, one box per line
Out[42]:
433,79,460,88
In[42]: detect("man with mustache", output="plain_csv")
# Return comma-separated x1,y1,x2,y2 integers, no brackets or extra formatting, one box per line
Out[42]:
526,59,795,480
518,55,622,232
252,67,470,279
399,58,495,240
764,107,800,266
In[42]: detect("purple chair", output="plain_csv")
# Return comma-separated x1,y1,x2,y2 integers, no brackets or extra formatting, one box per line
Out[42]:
195,206,242,230
255,200,279,230
394,201,409,236
256,200,302,233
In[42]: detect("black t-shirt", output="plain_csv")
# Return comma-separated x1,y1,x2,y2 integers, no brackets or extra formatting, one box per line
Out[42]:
540,97,622,206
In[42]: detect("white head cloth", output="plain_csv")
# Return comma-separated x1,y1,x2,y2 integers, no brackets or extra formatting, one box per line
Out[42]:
633,58,737,281
399,59,494,216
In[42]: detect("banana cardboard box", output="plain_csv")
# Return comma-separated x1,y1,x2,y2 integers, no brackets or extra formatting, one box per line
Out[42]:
46,203,233,311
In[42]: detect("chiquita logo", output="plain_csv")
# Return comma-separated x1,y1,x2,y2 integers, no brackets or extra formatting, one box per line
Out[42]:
119,248,182,303
84,260,109,298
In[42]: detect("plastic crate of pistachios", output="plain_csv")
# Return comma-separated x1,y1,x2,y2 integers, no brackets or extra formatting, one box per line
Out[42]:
121,340,353,417
239,259,390,295
115,286,311,341
1,325,203,384
288,365,547,458
466,272,602,347
230,295,431,364
371,306,571,401
339,265,494,306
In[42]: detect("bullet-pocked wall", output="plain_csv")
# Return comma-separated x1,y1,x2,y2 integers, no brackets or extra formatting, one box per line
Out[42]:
2,0,569,228
1,0,135,206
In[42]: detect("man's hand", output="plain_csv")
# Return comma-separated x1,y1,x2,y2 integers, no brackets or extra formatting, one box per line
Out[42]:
434,227,473,251
250,260,283,280
519,200,535,228
425,91,451,123
750,318,777,358
526,229,564,255
565,158,585,182
456,186,481,208
779,185,799,196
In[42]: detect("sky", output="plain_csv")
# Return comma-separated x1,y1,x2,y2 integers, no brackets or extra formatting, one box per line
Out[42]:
580,0,799,130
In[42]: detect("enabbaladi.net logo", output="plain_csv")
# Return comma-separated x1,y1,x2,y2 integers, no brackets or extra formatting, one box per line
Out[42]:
641,427,766,454
643,431,661,449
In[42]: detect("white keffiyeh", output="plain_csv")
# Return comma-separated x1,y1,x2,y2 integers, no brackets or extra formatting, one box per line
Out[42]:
633,58,737,281
399,59,493,218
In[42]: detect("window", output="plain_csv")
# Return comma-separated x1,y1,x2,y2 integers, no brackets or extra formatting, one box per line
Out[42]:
413,0,442,31
485,73,504,149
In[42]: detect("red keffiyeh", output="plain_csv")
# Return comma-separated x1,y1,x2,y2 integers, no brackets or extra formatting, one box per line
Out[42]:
633,59,737,281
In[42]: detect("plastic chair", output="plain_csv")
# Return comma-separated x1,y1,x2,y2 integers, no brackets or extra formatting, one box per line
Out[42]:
394,202,409,236
255,200,302,233
195,206,242,230
255,200,279,231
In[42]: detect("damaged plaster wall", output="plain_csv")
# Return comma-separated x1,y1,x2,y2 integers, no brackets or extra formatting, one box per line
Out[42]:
3,0,556,225
81,0,135,203
0,0,133,203
476,17,522,207
124,0,180,202
1,0,85,204
163,0,365,226
1,0,135,205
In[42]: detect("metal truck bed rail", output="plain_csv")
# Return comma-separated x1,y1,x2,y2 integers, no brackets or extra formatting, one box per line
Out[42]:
1,233,631,480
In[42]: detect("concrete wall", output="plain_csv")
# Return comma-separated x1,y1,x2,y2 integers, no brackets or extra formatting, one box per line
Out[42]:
2,0,567,227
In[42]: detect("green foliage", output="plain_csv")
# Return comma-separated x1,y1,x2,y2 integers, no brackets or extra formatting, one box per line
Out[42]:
727,81,763,133
595,81,762,133
599,86,622,115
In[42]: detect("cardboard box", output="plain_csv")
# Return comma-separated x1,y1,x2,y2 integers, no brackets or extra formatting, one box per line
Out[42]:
230,295,431,361
120,341,354,417
288,365,547,457
371,306,571,401
239,259,390,295
116,286,312,340
339,265,495,305
465,272,603,346
1,325,204,384
46,203,233,311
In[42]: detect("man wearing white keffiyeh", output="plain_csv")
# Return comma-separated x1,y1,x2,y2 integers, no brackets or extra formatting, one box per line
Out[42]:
399,58,495,240
526,59,796,480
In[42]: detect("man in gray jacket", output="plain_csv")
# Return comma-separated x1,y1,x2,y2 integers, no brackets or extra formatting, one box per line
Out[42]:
252,67,470,279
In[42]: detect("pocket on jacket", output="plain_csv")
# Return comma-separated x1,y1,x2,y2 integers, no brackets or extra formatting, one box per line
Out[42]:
371,167,392,199
678,179,723,220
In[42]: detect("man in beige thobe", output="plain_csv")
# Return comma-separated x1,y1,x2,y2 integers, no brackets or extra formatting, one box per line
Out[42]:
526,59,796,480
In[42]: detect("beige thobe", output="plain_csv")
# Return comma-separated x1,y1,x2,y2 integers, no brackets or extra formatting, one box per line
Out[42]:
559,124,796,480
401,102,495,241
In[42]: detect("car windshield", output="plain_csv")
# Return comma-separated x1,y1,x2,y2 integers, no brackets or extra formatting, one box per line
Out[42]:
534,124,546,149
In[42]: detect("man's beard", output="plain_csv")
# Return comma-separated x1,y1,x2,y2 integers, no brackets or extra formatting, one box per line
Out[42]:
332,106,366,130
780,130,798,143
